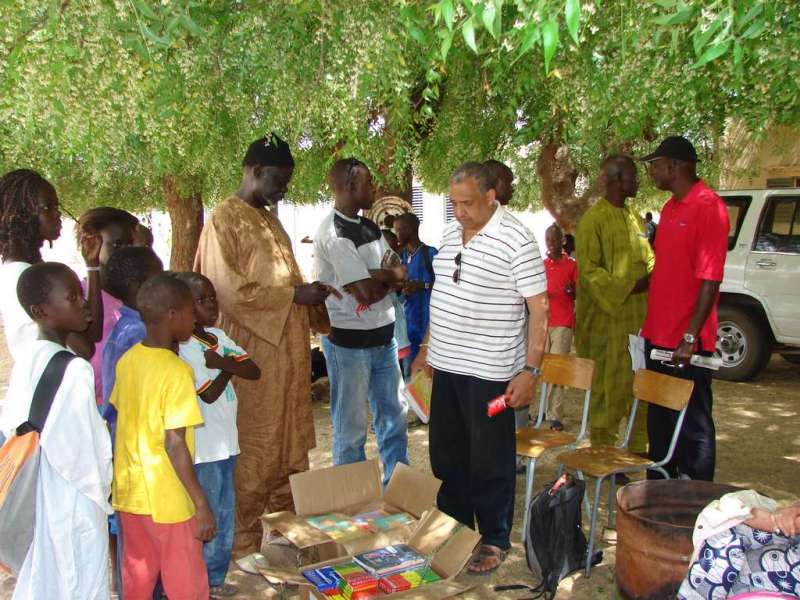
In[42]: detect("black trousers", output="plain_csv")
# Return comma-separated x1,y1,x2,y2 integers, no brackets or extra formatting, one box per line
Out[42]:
645,340,716,481
428,369,516,550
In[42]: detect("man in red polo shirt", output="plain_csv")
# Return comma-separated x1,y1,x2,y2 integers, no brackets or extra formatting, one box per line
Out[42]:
543,224,577,430
640,136,729,481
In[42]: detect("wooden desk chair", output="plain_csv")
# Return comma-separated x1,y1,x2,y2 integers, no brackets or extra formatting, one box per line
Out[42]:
516,353,595,542
556,369,694,576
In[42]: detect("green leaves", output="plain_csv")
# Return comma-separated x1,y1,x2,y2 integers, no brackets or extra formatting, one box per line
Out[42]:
692,39,730,68
652,6,695,26
441,0,455,31
542,20,559,73
482,0,503,40
565,0,580,44
462,16,477,53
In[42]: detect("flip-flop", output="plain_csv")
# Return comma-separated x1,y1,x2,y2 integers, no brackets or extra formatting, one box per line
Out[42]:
467,544,507,575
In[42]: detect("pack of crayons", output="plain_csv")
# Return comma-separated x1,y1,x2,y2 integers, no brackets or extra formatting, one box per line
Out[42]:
304,560,442,597
340,572,379,600
302,565,344,591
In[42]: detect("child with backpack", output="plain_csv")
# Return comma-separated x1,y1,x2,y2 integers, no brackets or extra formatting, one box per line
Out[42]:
110,274,215,599
175,272,261,597
0,262,112,599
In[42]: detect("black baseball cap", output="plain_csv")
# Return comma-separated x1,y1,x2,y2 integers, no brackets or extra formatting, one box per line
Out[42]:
640,136,700,163
242,134,295,168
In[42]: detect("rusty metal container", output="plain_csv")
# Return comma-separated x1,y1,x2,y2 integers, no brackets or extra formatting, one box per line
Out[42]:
616,480,741,600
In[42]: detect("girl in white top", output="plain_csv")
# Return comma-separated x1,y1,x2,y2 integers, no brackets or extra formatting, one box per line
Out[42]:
0,169,102,363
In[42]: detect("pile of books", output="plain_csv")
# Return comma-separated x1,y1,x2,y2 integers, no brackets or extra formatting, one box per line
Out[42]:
353,544,427,577
305,511,415,541
301,545,442,598
353,510,415,531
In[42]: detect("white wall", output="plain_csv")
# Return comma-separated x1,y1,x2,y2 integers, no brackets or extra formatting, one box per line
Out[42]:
48,195,661,280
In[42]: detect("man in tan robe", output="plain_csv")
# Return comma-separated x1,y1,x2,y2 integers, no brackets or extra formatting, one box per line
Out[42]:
194,135,335,556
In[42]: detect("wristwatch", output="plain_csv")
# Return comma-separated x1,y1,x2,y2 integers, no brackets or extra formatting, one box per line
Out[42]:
521,364,542,377
683,333,697,345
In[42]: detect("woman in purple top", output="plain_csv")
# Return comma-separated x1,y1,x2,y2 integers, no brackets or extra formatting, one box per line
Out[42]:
77,207,140,406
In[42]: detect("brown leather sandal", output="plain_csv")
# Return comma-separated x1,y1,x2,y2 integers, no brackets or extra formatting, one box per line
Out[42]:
467,544,507,575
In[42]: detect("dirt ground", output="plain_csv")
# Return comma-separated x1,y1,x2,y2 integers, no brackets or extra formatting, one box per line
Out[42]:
1,343,797,599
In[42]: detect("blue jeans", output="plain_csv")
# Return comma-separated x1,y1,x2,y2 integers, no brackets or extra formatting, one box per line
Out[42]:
195,456,237,587
321,336,409,485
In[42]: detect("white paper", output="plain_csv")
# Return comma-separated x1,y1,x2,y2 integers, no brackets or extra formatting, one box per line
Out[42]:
628,334,646,371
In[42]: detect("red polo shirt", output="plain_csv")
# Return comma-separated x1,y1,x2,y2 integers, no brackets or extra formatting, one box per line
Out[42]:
642,180,729,351
544,254,578,328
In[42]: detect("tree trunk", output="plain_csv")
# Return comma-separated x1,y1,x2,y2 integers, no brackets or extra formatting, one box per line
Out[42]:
536,142,599,233
374,165,413,202
163,176,204,271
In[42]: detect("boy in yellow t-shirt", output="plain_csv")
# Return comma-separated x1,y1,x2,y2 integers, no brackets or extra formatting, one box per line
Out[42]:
110,274,215,600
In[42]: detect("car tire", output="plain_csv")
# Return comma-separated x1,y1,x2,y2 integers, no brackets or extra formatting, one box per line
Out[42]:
780,353,800,365
714,305,771,381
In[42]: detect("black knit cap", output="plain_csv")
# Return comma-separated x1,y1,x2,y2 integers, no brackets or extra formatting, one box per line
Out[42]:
242,134,295,168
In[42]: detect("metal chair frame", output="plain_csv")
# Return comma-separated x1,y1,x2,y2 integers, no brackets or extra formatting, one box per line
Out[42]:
557,369,694,577
517,354,594,542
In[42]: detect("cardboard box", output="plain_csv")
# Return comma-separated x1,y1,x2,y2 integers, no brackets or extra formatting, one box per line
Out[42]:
259,508,481,600
261,461,441,565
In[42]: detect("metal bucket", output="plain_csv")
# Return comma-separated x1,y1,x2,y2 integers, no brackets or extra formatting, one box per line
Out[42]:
616,480,741,600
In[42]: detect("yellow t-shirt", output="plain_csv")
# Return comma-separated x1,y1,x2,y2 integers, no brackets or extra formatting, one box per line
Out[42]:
111,343,203,523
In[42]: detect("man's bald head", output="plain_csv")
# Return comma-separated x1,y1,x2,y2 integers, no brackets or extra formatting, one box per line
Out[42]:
601,154,638,204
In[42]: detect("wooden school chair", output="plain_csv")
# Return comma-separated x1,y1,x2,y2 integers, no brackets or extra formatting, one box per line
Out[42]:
516,353,595,542
556,368,694,576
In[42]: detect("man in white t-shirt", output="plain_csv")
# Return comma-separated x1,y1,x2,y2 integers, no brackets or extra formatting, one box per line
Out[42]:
314,158,409,485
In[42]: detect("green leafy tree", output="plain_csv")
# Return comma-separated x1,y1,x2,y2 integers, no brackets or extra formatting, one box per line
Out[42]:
1,0,798,258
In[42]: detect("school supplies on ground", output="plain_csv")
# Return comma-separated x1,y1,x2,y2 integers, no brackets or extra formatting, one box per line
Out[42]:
259,508,481,600
260,461,441,567
353,544,427,576
352,510,415,531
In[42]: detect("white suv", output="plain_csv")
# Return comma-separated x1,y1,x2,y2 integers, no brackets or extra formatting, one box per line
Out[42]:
716,189,800,380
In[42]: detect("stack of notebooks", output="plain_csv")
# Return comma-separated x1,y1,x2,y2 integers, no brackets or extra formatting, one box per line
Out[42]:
353,510,415,531
305,511,415,541
306,514,374,542
353,544,427,577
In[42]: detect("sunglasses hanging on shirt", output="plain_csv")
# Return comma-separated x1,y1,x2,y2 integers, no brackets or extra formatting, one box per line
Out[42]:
452,252,462,284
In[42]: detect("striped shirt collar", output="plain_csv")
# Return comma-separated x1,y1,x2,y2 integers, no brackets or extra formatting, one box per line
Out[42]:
449,202,505,240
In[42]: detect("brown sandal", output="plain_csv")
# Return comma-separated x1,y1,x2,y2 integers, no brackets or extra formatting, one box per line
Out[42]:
467,544,507,575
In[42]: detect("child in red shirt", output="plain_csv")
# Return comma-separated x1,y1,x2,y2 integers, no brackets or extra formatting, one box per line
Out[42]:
543,225,577,430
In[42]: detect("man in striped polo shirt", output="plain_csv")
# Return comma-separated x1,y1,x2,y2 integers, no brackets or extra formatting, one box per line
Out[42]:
411,162,549,574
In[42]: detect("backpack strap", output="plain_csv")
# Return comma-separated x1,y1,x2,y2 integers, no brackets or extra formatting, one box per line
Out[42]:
420,245,435,283
15,351,76,436
493,583,549,600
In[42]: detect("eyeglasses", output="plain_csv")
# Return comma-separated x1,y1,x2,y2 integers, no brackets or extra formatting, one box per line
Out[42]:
452,252,462,284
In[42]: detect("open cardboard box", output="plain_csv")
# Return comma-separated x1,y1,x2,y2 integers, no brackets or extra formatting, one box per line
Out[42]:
260,460,442,565
259,508,481,599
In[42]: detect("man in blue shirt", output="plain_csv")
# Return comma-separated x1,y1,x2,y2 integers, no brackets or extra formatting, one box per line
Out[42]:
394,212,437,379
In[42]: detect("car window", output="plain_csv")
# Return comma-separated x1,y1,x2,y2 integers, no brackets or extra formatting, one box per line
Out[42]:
754,196,800,254
723,196,751,251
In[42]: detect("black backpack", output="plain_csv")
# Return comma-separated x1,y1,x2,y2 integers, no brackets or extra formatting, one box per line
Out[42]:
496,475,601,599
